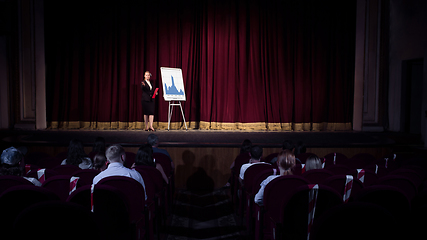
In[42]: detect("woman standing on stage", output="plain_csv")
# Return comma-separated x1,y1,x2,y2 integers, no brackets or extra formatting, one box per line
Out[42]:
141,71,157,131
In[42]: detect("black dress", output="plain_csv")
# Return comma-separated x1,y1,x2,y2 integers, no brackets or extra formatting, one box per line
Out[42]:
141,81,155,115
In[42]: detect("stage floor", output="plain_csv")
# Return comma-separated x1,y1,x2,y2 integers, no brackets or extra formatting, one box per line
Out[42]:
0,129,414,149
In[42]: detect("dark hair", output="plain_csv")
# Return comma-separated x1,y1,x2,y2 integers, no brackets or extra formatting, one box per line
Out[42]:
240,139,252,154
282,140,295,152
93,153,107,171
92,137,106,154
0,163,22,176
250,145,263,160
135,144,154,167
66,139,88,166
277,150,296,175
295,141,306,155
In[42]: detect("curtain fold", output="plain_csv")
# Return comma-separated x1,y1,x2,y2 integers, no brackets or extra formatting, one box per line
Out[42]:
45,0,356,131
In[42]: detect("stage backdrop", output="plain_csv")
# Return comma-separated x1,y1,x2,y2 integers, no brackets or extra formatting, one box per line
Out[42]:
45,0,356,131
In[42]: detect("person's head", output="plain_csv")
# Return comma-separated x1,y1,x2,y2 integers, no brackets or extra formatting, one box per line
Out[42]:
105,144,125,164
93,153,107,171
250,145,263,161
67,139,87,166
144,71,152,81
147,134,159,148
305,154,322,171
135,144,155,167
93,137,106,154
294,141,306,155
0,147,24,176
240,139,252,154
282,140,295,152
277,150,296,176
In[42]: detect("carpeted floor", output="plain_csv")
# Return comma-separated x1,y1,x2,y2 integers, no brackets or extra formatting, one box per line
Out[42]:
163,188,247,240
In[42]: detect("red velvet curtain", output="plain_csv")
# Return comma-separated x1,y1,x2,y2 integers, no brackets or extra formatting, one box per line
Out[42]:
45,0,355,130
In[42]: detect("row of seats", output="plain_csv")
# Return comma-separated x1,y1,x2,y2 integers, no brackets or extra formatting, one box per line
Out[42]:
232,151,427,240
0,151,175,240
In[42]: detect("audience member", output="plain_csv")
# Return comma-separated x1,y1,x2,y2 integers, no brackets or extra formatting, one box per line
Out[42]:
229,139,252,170
254,149,296,205
93,144,147,199
147,133,174,168
239,145,267,183
92,137,106,154
61,139,93,169
305,154,322,171
0,147,41,186
93,153,107,171
134,143,169,184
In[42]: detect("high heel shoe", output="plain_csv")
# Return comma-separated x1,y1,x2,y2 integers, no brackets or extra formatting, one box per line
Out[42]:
145,129,149,131
149,128,156,131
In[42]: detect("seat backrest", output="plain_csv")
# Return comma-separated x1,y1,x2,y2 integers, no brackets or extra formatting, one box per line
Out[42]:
36,156,63,169
325,164,351,175
302,169,334,184
52,165,81,176
323,175,364,201
13,201,100,240
153,152,173,177
354,185,411,221
251,169,276,196
72,169,100,186
232,152,251,175
243,163,274,193
134,165,164,193
310,202,398,240
323,152,348,167
66,185,91,211
25,168,59,182
97,176,146,223
350,152,376,163
345,169,378,186
0,185,60,230
92,184,133,239
42,175,81,201
24,151,52,165
123,152,136,168
389,169,423,188
263,175,310,222
0,175,33,195
377,175,418,200
281,184,343,239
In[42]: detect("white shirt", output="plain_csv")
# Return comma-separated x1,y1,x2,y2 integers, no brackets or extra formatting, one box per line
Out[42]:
93,162,147,200
239,161,269,180
145,80,152,90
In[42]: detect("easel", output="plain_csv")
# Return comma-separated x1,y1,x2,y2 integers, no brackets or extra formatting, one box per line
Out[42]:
168,101,188,131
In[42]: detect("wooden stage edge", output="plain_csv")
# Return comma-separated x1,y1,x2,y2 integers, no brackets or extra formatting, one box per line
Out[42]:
0,129,416,189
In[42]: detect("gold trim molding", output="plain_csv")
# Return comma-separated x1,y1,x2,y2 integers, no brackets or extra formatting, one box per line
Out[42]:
48,121,352,131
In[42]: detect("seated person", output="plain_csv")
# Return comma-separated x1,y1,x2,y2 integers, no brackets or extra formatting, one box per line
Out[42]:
254,149,296,206
133,143,169,184
61,139,93,169
239,145,268,184
93,144,146,200
305,154,322,171
93,153,107,171
147,134,174,169
0,147,41,186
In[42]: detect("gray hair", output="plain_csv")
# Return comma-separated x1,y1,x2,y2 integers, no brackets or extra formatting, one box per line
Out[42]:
305,155,322,171
1,147,23,165
147,134,159,147
105,144,125,163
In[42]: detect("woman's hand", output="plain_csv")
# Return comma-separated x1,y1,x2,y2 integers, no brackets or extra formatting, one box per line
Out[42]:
141,81,145,86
